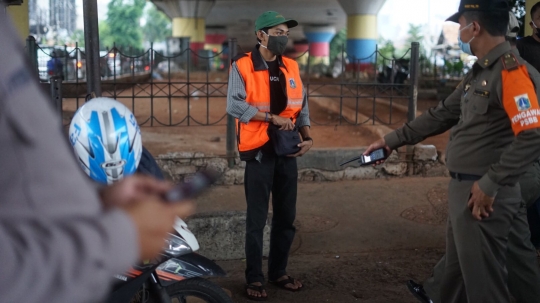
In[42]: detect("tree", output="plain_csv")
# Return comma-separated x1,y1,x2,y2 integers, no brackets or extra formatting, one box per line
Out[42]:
143,4,172,43
405,24,426,56
102,0,146,51
99,21,114,50
405,24,424,45
329,28,347,62
69,29,85,48
509,0,526,37
395,24,428,59
377,38,396,66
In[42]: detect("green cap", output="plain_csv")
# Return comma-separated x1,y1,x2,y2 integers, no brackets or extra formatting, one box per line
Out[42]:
254,11,298,32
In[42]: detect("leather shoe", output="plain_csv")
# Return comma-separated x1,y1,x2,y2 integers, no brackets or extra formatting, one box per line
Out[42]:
406,280,433,303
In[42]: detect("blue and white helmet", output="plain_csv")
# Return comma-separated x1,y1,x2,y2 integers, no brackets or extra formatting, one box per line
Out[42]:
69,97,142,184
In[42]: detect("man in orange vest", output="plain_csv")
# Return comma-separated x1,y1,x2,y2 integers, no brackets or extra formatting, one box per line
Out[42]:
226,10,312,301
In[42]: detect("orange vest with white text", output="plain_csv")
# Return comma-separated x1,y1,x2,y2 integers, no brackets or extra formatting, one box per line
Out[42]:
234,53,304,155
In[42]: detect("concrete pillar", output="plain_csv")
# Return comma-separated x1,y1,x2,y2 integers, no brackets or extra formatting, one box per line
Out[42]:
6,1,29,40
303,25,335,65
337,0,386,69
205,30,227,70
293,40,309,67
154,0,215,52
205,29,227,52
346,15,378,61
172,17,206,52
525,0,536,37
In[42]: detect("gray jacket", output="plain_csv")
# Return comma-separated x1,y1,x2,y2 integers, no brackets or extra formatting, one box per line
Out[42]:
0,14,137,303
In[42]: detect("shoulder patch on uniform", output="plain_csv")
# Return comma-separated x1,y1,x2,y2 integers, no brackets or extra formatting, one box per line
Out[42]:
502,64,540,135
501,53,519,71
232,53,248,62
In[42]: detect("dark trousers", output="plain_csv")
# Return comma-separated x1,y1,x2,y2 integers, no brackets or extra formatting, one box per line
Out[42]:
528,198,540,248
244,152,298,284
521,162,540,248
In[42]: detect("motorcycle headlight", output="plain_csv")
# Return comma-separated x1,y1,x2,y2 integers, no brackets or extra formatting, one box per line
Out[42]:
163,233,192,257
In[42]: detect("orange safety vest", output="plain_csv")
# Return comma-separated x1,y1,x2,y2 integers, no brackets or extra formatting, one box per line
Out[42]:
234,52,304,155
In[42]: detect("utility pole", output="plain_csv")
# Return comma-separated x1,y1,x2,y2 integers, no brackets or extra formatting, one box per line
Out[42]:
82,0,102,97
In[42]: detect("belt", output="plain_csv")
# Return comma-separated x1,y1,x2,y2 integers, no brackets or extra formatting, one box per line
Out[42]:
449,171,482,181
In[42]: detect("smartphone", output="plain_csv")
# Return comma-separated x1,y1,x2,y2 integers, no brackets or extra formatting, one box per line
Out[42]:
339,148,388,167
164,169,220,202
360,148,387,165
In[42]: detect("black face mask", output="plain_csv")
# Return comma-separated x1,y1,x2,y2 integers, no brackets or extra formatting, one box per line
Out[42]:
260,31,288,56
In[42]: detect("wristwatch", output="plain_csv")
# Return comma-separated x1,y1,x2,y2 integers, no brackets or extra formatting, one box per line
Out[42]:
303,137,313,142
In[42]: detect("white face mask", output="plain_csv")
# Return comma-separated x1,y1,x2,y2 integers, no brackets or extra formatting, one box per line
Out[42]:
533,21,540,38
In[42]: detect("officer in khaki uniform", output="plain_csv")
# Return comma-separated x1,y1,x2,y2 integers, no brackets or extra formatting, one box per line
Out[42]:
365,1,540,302
406,12,540,303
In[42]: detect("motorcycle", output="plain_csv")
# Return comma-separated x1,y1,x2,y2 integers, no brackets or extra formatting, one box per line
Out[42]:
377,58,409,84
106,149,232,303
106,217,234,303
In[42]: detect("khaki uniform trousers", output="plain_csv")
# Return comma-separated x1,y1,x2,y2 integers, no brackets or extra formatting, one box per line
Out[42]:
424,165,540,303
433,179,538,303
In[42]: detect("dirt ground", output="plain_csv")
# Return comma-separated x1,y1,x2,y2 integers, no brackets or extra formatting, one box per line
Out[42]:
214,247,444,303
195,177,452,303
213,248,445,303
62,74,455,303
61,72,450,156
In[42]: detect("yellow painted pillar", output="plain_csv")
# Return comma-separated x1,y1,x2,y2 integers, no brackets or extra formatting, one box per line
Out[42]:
346,14,378,61
172,17,206,51
525,0,538,37
6,1,29,40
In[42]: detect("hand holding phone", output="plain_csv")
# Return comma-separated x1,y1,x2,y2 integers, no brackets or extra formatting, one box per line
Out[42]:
164,169,220,202
340,148,388,167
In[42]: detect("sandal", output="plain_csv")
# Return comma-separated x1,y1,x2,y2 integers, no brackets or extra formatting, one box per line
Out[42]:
270,275,303,292
245,283,268,301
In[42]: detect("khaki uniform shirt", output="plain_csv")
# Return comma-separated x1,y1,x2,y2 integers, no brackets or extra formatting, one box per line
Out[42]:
0,13,137,303
385,42,540,197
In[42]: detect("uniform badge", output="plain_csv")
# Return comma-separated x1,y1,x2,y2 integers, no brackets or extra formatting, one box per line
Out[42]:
473,90,490,98
515,94,532,111
289,78,296,89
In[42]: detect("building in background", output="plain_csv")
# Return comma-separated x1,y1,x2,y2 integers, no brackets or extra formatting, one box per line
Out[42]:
28,0,77,44
49,0,76,36
28,0,49,42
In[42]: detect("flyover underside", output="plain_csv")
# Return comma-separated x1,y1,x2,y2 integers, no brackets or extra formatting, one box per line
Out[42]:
151,0,386,57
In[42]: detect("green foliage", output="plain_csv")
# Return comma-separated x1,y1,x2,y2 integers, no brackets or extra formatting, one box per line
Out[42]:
99,21,113,50
445,59,465,77
405,24,424,46
377,38,396,65
69,29,85,48
404,24,427,57
329,28,347,62
143,4,172,43
102,0,146,51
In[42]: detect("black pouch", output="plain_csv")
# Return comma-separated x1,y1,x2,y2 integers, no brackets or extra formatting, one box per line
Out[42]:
267,123,301,156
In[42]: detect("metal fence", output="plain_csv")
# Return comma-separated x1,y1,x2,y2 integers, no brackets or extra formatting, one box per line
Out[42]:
27,39,420,129
31,43,152,82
